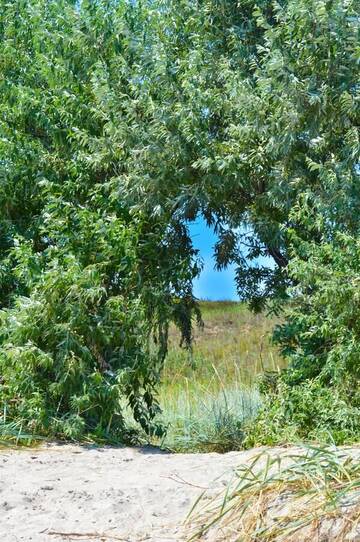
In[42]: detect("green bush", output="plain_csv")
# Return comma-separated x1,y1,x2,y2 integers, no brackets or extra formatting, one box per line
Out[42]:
246,233,360,446
1,222,167,440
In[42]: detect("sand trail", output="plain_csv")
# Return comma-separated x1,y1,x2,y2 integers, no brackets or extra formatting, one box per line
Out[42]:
0,444,256,541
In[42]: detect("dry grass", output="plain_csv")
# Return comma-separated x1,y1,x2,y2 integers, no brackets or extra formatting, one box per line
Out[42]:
185,445,360,541
163,301,283,390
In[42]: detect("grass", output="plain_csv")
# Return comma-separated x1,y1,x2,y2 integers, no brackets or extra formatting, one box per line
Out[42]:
157,386,261,453
164,301,283,388
0,420,42,447
154,301,285,452
185,445,360,541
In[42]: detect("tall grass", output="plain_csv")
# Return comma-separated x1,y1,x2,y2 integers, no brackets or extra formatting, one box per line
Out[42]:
163,302,283,388
186,445,360,541
155,302,284,452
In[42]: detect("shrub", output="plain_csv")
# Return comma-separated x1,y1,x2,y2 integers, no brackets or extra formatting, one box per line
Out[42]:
246,233,360,446
0,1,199,441
0,223,163,440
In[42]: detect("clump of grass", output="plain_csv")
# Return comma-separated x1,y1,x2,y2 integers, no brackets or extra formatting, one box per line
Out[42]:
186,445,360,541
0,420,42,447
157,384,261,453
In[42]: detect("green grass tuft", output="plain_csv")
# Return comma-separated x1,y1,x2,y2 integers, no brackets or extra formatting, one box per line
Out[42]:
0,420,43,447
158,384,261,453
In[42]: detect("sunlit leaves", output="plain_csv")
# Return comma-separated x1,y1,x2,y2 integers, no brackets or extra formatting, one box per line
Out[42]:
0,0,199,441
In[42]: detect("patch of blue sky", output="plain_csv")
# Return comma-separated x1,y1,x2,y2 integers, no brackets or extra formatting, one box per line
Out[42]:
189,219,239,301
189,218,273,301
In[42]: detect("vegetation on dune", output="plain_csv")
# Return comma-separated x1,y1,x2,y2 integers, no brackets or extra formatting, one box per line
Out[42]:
165,302,283,386
186,446,360,541
0,0,359,446
156,302,282,452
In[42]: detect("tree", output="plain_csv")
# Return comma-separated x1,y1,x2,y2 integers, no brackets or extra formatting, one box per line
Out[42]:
123,0,359,308
0,0,199,440
123,0,359,442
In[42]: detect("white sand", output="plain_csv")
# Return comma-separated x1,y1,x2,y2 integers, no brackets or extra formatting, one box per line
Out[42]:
0,444,359,542
0,444,257,541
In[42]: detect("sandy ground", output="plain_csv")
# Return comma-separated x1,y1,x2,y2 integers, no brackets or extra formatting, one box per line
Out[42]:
0,444,359,542
0,444,259,542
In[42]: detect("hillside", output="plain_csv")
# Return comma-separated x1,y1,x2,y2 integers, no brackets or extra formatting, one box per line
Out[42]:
155,301,284,452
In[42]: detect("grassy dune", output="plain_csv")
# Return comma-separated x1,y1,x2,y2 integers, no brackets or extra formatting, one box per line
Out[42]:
157,301,285,452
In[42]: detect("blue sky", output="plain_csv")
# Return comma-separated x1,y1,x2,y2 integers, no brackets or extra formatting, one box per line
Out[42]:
189,219,239,301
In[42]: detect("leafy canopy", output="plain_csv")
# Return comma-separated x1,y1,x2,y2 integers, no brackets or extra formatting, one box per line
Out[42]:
120,0,359,309
0,0,359,443
0,0,199,440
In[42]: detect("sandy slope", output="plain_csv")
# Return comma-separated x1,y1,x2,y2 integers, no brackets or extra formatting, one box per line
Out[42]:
0,444,359,542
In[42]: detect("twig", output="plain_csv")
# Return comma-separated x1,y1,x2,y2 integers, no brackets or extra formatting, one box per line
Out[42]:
162,473,209,490
46,531,130,541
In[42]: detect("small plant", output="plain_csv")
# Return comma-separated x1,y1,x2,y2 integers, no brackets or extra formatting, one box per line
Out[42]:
0,420,42,447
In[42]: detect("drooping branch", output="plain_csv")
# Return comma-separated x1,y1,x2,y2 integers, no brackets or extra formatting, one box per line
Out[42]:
267,247,288,268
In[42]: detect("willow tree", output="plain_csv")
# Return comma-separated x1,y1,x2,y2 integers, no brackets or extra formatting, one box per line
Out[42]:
0,0,199,440
123,0,359,308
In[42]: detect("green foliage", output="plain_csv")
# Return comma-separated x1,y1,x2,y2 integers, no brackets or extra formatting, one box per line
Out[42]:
247,233,360,445
123,0,359,309
0,239,160,440
0,0,199,441
237,0,359,443
277,234,360,388
0,0,359,445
